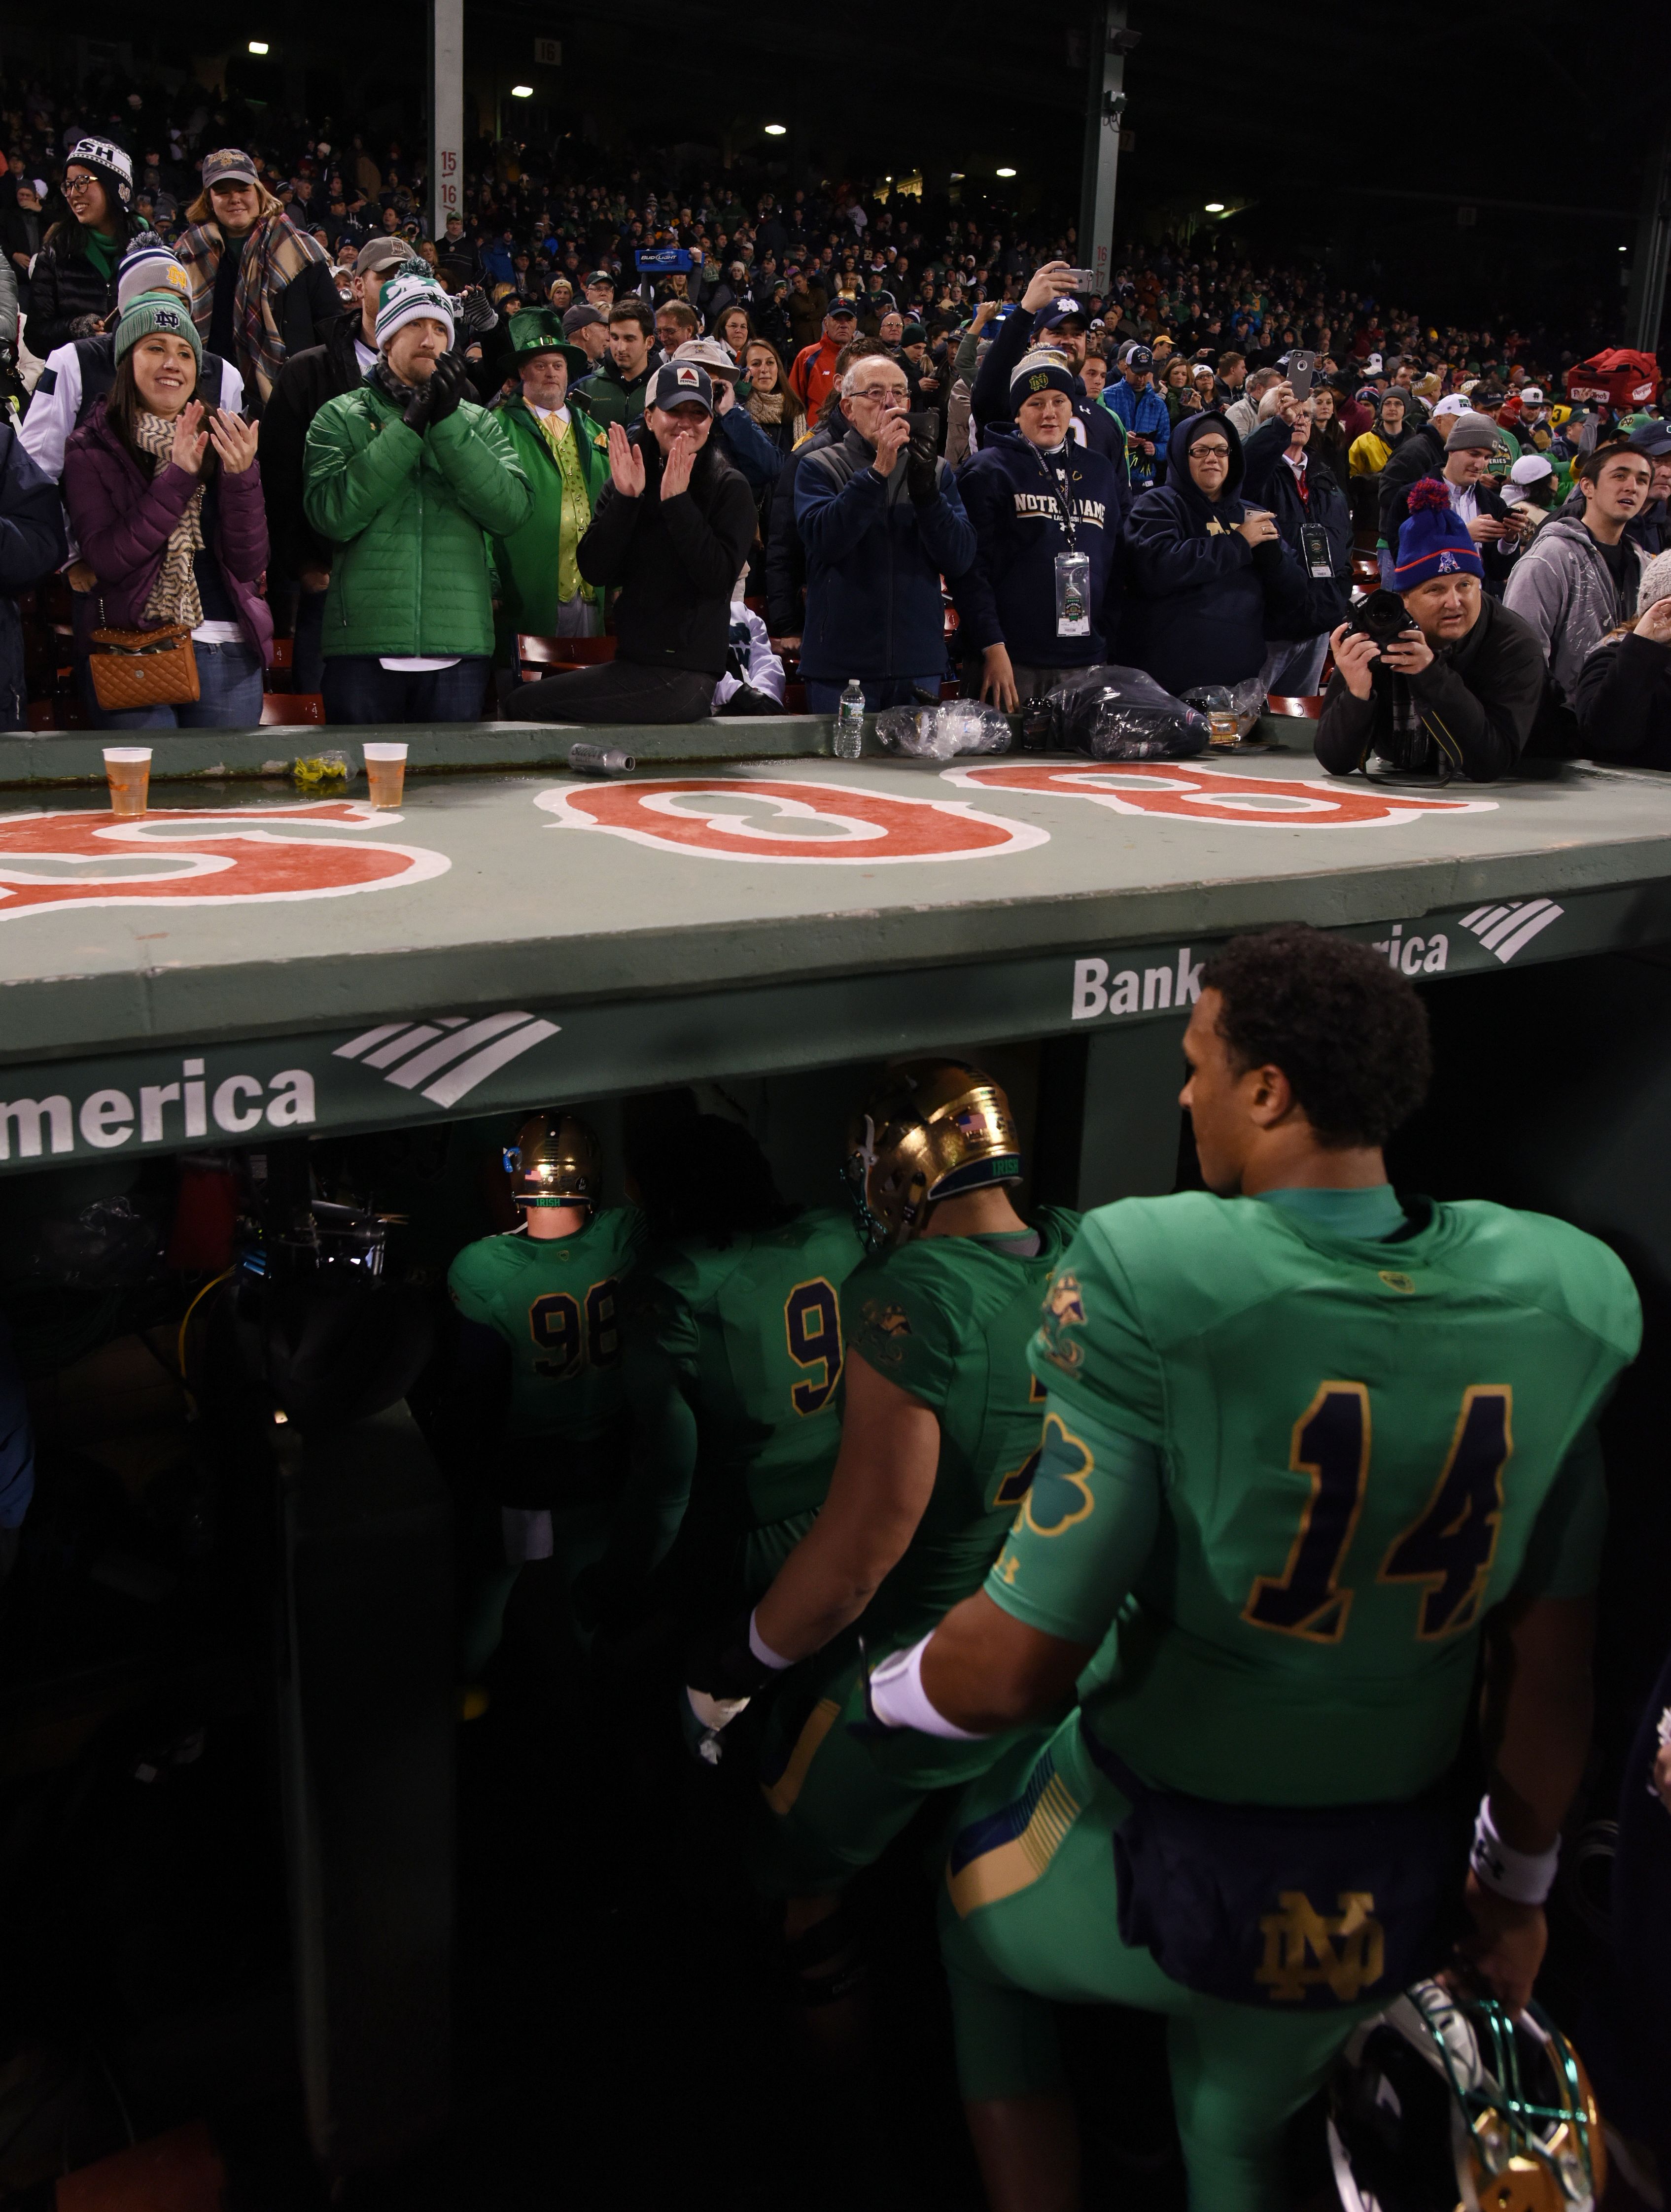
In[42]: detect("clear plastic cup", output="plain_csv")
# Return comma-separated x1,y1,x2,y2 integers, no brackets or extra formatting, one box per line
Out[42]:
363,742,408,809
103,747,152,817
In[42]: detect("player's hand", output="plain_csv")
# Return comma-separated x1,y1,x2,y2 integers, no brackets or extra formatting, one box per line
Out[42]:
1451,1871,1546,2018
685,1611,776,1708
1381,627,1435,676
1021,261,1078,315
661,430,697,500
1235,511,1279,548
1331,622,1379,700
607,420,646,498
980,643,1019,713
871,410,910,479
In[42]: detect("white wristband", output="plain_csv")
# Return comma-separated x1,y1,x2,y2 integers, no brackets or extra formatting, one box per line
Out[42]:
867,1632,986,1742
747,1609,794,1673
1471,1796,1559,1905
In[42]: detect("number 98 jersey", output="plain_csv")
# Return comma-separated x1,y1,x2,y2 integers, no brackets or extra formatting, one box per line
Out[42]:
1029,1193,1641,1807
447,1206,647,1443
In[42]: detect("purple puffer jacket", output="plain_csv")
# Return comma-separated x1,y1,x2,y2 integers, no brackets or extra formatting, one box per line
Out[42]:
63,398,274,664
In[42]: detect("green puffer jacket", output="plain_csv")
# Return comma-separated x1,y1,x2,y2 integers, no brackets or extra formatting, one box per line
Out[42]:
304,380,533,658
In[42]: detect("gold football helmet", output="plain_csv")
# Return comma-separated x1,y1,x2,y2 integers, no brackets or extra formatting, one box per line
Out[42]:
503,1111,601,1210
844,1060,1021,1249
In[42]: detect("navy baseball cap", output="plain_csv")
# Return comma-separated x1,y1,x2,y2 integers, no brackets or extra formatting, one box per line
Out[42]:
1627,419,1671,456
648,359,714,415
1036,296,1088,331
1125,344,1154,369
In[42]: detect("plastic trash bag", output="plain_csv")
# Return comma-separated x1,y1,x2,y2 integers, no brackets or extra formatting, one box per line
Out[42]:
1182,678,1266,740
1019,664,1210,759
875,700,1012,760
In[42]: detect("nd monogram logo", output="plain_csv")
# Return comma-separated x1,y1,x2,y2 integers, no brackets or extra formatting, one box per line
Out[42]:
1255,1891,1386,2003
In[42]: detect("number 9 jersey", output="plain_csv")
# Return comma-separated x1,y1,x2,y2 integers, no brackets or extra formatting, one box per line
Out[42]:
447,1205,648,1444
1016,1191,1641,1808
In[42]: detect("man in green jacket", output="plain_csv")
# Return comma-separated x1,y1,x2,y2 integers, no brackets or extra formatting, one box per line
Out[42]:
570,296,659,435
491,310,608,665
304,270,532,723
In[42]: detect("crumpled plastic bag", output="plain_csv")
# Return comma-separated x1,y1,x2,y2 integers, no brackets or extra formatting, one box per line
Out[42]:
1181,678,1267,740
1019,664,1210,760
875,700,1012,760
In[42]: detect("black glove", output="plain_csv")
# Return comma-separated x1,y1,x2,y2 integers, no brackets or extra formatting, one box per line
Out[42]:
716,683,784,718
424,351,470,428
454,285,497,336
906,421,940,506
685,1610,778,1704
401,372,441,433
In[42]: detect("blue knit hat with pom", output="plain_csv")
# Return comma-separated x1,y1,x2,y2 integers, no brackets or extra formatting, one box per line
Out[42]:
1393,478,1485,589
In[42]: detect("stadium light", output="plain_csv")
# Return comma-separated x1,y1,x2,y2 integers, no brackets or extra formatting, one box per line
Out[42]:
996,166,1016,178
949,172,965,182
1205,202,1225,213
764,123,787,136
511,83,534,98
248,39,270,54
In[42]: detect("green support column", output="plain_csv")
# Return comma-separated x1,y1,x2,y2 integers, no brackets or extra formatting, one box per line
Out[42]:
1075,1017,1186,1209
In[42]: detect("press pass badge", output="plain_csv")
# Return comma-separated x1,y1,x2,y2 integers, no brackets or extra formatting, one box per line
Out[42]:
1055,550,1092,637
1301,522,1333,579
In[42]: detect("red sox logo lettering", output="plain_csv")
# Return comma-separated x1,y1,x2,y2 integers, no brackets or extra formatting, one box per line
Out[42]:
944,760,1497,829
0,801,449,918
536,778,1048,863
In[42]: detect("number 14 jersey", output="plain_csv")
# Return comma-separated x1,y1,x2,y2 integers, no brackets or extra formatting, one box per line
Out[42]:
1027,1193,1640,1805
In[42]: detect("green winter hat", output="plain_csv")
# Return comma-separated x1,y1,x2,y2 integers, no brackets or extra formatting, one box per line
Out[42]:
113,291,203,374
508,307,587,380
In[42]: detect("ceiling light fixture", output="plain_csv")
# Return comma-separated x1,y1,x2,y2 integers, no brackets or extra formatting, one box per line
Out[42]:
247,39,270,54
996,166,1016,178
764,123,787,136
511,83,534,97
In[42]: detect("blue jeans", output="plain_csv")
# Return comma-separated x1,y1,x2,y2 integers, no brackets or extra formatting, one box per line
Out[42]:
322,656,491,726
805,675,943,713
98,637,267,730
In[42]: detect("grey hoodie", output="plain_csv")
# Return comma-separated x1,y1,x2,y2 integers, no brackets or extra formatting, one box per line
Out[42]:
1503,513,1648,702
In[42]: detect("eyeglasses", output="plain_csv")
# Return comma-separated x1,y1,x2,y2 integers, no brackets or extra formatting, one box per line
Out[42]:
851,386,908,405
64,174,99,193
1191,443,1230,459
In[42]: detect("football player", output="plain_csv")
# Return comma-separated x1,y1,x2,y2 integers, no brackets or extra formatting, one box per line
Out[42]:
590,1113,867,1627
861,928,1639,2212
686,1061,1080,2012
444,1110,645,1675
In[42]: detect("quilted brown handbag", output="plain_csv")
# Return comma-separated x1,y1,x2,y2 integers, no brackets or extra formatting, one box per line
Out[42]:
88,622,201,713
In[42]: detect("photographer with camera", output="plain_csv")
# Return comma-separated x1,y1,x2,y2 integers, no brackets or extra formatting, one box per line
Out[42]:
303,272,531,724
1316,479,1550,782
794,349,975,712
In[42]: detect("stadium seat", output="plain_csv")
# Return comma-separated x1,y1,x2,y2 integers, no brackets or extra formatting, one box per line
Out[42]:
260,692,327,726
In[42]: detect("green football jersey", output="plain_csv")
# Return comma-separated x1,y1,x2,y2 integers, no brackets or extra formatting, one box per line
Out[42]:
651,1205,868,1537
447,1207,646,1442
1001,1193,1639,1804
843,1207,1082,1645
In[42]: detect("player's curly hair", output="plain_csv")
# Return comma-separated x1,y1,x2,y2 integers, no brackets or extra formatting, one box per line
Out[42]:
1199,925,1431,1148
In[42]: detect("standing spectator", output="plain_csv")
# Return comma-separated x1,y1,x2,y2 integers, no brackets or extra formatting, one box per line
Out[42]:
669,336,783,490
1160,353,1202,427
654,297,700,360
175,149,340,411
1381,413,1530,591
1,177,43,295
794,350,975,711
24,139,142,361
563,303,610,373
1376,392,1470,543
1103,345,1170,489
1504,443,1652,702
570,297,658,432
787,299,859,419
259,235,414,694
1349,388,1412,479
489,310,606,649
710,302,753,363
303,272,531,725
1121,413,1312,699
63,295,270,729
1242,389,1352,695
1307,381,1351,493
955,350,1125,710
787,269,829,356
1573,548,1671,767
506,361,756,726
1223,365,1281,444
0,413,67,729
742,339,804,464
970,272,1127,472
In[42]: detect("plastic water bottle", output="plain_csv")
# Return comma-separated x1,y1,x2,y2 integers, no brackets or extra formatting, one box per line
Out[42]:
834,680,866,760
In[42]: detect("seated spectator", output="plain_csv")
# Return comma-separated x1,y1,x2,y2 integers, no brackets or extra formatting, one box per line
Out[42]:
1120,412,1312,700
175,149,340,411
570,296,658,432
24,139,142,361
1573,549,1671,768
954,349,1125,710
0,410,67,729
1503,442,1652,702
1381,411,1531,591
713,581,787,714
63,295,270,729
1316,480,1551,782
787,299,859,419
489,309,606,653
1241,385,1352,694
260,235,413,694
303,272,531,725
794,349,975,712
506,362,756,726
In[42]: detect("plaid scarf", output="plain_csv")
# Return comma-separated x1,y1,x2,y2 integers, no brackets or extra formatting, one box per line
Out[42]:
177,208,330,403
133,411,205,630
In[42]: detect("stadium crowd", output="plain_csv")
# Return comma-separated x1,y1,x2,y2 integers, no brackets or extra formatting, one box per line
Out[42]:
0,72,1668,762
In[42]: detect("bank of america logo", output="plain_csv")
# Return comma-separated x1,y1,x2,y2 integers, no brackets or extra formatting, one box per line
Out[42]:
334,1012,560,1107
1458,899,1565,964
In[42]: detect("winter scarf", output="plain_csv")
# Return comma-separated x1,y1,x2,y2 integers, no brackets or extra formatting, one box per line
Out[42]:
132,411,206,628
178,207,330,402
